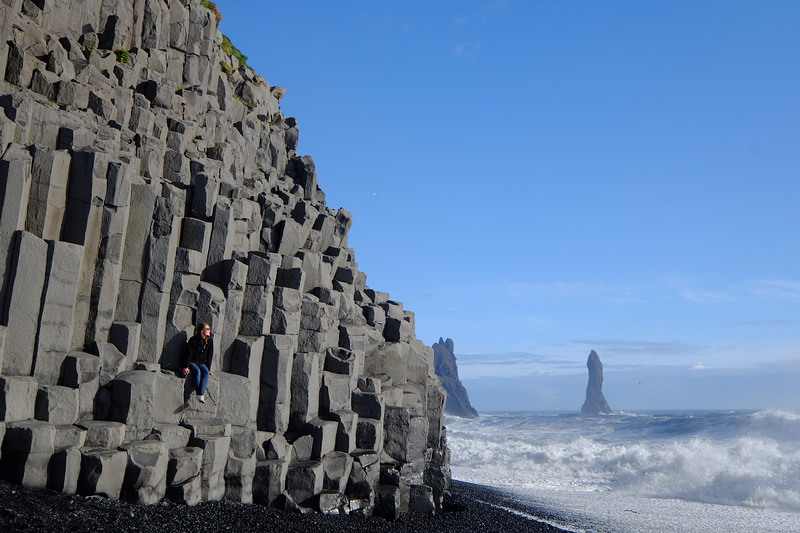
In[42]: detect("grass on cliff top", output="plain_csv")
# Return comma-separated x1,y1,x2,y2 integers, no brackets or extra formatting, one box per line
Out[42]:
222,34,249,70
201,0,223,27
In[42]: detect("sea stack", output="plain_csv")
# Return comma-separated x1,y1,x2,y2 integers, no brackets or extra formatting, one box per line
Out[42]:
433,338,478,418
581,350,612,414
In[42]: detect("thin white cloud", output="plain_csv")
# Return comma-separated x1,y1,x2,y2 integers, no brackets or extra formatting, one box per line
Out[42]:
664,277,800,303
747,279,800,300
454,350,585,379
662,276,735,303
521,316,556,328
454,0,508,27
678,287,734,303
573,339,709,356
740,318,799,326
498,281,619,300
456,351,550,366
453,42,480,57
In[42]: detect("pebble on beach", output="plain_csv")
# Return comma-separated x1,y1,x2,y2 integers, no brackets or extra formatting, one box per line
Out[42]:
0,479,569,533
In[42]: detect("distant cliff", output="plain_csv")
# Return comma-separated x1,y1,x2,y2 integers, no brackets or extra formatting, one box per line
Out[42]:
581,350,612,414
433,338,478,418
0,0,448,519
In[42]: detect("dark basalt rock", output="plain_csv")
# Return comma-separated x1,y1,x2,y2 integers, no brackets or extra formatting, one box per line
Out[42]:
0,0,449,518
432,338,478,418
581,350,612,414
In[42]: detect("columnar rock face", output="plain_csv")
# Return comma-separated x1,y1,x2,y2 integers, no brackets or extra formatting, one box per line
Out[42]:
0,0,449,517
432,338,477,418
580,350,612,415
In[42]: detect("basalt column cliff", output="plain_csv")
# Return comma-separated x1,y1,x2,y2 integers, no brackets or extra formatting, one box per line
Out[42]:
0,0,449,518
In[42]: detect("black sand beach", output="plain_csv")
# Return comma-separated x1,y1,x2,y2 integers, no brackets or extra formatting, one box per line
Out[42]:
0,479,570,532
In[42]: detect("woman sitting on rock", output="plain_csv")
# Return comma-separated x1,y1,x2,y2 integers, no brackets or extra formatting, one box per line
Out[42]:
183,322,214,403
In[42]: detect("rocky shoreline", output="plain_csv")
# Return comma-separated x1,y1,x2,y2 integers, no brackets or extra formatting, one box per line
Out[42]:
0,479,569,532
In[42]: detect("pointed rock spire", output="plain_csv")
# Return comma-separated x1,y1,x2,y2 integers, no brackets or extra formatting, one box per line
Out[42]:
581,350,612,414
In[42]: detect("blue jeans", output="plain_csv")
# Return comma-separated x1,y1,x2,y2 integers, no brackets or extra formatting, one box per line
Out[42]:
187,363,209,395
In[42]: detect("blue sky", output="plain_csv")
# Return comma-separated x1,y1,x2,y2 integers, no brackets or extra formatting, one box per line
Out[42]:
219,1,800,411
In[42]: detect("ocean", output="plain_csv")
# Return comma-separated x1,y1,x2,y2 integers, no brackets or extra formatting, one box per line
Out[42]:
445,410,800,533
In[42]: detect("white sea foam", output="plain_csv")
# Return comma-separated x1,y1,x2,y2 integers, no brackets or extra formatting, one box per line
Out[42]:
447,411,800,533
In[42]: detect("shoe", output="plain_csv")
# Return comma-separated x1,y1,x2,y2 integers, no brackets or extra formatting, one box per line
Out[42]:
198,394,205,403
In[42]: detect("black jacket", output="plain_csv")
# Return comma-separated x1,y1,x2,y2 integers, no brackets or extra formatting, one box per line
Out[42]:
185,335,214,368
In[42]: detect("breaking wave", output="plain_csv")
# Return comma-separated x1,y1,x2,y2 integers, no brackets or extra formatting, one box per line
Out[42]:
446,410,800,512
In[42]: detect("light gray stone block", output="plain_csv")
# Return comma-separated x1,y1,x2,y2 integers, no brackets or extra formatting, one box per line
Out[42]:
110,370,160,439
137,280,170,363
54,424,87,451
182,417,231,439
317,490,347,515
253,459,288,507
383,408,428,464
230,336,264,379
321,451,353,493
0,375,37,422
0,420,54,489
258,335,294,432
204,197,233,284
347,449,379,500
275,263,305,291
321,372,351,414
34,385,79,425
298,329,333,354
77,447,128,499
219,281,244,372
358,377,381,394
308,418,338,460
165,472,202,505
86,168,132,342
33,240,83,385
62,151,108,348
224,453,255,503
167,446,203,486
329,409,358,453
191,171,219,219
48,446,82,494
291,434,314,462
109,322,141,360
195,283,226,366
364,342,410,386
351,391,384,421
285,460,323,507
116,182,156,296
356,418,383,453
94,341,132,387
189,434,230,501
179,217,212,253
25,145,70,240
86,169,132,343
289,351,320,432
60,351,101,388
146,423,192,450
2,231,48,376
264,434,289,461
119,439,170,504
374,484,402,520
239,284,273,336
324,347,357,376
215,372,252,427
77,420,126,449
